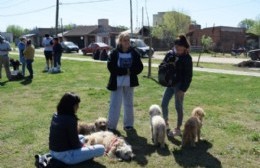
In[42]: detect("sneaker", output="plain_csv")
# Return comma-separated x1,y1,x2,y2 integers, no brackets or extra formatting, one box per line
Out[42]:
124,126,134,131
168,128,181,137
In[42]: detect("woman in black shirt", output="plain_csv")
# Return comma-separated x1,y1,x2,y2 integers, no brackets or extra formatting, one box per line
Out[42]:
49,92,105,165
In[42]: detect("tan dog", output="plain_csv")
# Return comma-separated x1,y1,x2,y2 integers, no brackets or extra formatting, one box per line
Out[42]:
85,131,134,161
78,117,108,135
182,107,205,147
149,104,166,148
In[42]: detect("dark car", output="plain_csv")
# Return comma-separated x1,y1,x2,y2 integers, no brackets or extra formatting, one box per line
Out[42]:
81,42,110,55
248,49,260,60
61,41,79,53
130,39,154,58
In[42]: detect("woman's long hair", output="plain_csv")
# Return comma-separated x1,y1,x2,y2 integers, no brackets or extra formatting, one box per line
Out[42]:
57,92,81,118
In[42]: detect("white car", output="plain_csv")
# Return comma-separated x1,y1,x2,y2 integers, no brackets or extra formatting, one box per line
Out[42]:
130,39,154,58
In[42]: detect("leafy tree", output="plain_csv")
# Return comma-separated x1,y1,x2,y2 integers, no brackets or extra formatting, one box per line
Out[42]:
248,17,260,48
63,24,77,31
238,19,255,30
152,11,191,47
201,35,213,52
6,25,24,39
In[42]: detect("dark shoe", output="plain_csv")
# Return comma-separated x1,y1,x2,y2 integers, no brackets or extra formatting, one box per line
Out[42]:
108,128,121,136
28,75,33,79
124,126,134,131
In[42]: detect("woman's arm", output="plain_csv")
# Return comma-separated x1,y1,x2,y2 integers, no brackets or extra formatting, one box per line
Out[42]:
129,49,143,75
179,56,193,92
67,118,82,149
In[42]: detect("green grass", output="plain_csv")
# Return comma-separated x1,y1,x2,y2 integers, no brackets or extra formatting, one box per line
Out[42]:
0,54,259,168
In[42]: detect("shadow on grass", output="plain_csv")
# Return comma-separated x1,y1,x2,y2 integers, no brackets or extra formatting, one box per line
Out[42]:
124,129,171,166
0,80,8,86
172,140,222,168
20,77,32,85
71,160,106,168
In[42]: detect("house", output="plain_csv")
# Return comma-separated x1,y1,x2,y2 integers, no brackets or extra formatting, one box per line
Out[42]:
0,32,13,43
186,26,246,52
63,19,125,48
121,26,151,39
24,28,59,47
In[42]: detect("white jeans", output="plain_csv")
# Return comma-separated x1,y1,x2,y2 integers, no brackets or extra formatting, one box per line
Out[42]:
108,86,134,129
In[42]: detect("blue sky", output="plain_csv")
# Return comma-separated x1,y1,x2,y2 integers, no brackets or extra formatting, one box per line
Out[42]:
0,0,259,32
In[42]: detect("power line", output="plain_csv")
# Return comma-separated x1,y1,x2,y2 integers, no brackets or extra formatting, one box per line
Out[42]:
0,5,56,17
0,0,30,9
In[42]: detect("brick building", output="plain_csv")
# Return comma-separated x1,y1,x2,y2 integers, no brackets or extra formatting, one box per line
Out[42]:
187,26,246,52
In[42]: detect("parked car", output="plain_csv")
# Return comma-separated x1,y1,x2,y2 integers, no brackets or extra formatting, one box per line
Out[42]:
61,41,79,53
231,47,247,56
248,49,260,60
130,39,154,58
81,42,110,55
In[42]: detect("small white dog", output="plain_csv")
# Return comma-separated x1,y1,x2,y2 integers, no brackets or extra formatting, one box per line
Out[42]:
149,104,166,148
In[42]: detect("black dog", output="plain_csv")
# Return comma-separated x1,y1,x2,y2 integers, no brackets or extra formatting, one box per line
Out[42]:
10,58,20,70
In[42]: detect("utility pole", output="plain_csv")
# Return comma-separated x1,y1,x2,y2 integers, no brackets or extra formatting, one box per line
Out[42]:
142,6,144,38
55,0,59,36
130,0,133,37
60,18,63,37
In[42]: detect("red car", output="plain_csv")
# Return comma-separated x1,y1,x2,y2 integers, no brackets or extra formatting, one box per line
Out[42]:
81,42,110,55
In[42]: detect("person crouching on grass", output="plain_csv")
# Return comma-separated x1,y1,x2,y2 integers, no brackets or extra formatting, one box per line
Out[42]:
49,92,105,165
107,33,143,132
52,37,63,72
23,40,35,79
161,35,193,137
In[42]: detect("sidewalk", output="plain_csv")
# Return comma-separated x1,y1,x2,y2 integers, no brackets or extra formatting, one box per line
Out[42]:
9,52,260,77
153,54,249,64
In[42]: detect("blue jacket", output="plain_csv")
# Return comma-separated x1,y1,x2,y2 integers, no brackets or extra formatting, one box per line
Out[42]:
18,42,26,57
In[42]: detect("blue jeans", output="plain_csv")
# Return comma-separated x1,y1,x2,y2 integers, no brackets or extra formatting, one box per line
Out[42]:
108,86,134,129
51,135,105,165
20,56,26,76
54,53,61,67
161,84,184,128
26,59,33,77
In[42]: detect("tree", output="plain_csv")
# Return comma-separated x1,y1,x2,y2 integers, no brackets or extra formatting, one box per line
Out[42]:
248,17,260,48
63,24,77,31
6,25,24,39
201,35,213,52
152,11,191,47
238,19,255,30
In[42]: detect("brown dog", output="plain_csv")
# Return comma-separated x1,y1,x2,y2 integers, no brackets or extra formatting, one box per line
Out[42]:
182,107,205,147
78,117,108,135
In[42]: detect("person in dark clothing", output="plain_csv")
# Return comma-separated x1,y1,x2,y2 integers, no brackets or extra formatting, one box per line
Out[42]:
161,35,193,137
52,37,63,71
107,33,143,132
100,49,108,61
49,92,105,165
93,49,100,60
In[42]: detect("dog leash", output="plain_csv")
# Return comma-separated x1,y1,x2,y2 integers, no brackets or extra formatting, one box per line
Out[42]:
105,137,119,155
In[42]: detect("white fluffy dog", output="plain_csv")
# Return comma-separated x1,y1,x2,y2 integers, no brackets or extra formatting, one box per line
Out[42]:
85,131,134,161
149,104,166,148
